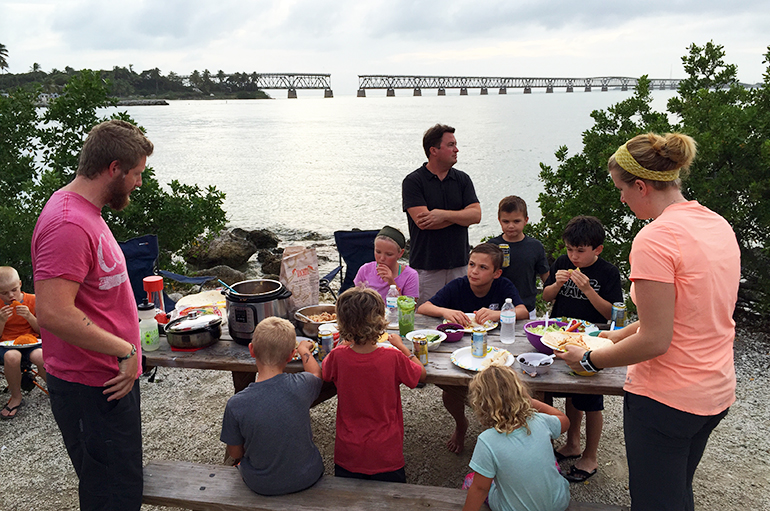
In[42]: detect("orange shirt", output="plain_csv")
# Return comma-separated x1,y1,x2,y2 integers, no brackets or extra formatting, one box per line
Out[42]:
2,292,37,341
626,201,740,416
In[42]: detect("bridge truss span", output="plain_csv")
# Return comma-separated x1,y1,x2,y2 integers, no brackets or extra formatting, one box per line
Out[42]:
357,75,681,96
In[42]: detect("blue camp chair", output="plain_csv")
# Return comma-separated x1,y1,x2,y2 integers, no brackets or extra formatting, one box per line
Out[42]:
322,229,379,299
118,234,216,312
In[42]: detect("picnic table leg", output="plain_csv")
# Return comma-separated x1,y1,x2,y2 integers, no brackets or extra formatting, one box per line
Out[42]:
232,371,256,394
540,392,554,406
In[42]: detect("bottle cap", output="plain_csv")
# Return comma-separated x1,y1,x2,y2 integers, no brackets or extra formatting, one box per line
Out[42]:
143,276,164,292
138,298,155,311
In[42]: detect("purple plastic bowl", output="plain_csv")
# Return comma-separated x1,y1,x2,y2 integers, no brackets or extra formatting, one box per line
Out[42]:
436,323,465,342
524,320,568,354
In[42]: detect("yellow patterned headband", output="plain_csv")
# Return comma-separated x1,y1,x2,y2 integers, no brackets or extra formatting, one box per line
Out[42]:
613,143,680,181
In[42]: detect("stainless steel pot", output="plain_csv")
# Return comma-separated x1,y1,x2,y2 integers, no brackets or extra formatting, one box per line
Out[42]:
223,279,292,345
164,311,222,349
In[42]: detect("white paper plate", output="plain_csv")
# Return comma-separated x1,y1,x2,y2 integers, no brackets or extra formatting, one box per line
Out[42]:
405,329,447,351
0,339,41,349
291,337,318,361
450,346,514,371
443,313,498,333
541,333,613,352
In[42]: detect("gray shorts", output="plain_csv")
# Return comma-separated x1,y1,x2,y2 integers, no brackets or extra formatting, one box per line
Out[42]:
416,266,467,306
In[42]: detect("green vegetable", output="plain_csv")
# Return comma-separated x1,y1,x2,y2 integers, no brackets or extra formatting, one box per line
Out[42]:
425,334,440,343
528,325,565,335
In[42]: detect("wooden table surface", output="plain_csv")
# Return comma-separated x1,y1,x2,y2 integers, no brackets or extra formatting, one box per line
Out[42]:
144,314,626,396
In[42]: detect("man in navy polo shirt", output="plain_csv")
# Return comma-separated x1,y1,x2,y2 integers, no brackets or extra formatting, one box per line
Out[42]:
402,124,481,305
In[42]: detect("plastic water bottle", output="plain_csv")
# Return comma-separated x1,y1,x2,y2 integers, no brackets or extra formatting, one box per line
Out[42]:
138,298,160,351
500,298,516,344
386,285,399,329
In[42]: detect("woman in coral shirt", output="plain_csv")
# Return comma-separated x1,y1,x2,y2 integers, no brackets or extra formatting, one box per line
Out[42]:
557,133,740,511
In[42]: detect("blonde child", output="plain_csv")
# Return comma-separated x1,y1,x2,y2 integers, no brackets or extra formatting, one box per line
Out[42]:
1,266,45,420
462,366,570,511
220,317,324,495
322,287,426,482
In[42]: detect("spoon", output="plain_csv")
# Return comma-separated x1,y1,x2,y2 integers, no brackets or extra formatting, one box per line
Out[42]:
544,312,550,329
538,354,556,366
218,279,238,294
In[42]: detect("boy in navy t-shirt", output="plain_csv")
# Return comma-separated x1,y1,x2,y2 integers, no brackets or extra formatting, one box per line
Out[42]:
418,243,529,454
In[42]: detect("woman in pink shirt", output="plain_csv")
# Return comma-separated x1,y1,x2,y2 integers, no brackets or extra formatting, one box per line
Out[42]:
557,133,740,511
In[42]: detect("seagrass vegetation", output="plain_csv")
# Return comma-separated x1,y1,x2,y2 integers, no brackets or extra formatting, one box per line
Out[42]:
0,70,228,289
529,41,770,322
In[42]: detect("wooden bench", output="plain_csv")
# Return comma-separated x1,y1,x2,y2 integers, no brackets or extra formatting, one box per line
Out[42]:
143,461,628,511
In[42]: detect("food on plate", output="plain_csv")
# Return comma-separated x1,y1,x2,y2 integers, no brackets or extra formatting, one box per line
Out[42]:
13,333,39,345
542,331,590,351
425,334,441,343
527,324,565,335
307,312,336,322
482,349,511,369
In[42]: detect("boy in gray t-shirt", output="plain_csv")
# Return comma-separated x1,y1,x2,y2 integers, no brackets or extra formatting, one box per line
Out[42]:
220,317,324,495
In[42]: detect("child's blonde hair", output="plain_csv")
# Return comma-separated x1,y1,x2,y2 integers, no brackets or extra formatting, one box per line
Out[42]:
469,365,535,434
0,267,21,289
335,287,387,345
250,316,296,366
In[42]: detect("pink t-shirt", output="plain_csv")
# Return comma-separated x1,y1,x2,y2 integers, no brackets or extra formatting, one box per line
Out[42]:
353,261,419,301
31,190,141,386
626,201,739,416
322,344,422,474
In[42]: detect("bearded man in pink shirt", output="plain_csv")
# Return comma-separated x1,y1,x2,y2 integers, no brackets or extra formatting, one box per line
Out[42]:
32,120,153,511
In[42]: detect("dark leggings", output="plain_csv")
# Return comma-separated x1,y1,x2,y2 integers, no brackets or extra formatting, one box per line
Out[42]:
48,374,143,511
334,464,407,483
624,392,728,511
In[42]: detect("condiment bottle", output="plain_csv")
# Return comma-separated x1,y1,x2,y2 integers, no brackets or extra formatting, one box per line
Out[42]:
138,298,160,352
143,276,168,324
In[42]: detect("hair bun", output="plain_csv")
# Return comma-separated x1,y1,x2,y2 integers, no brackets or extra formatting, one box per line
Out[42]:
650,133,696,168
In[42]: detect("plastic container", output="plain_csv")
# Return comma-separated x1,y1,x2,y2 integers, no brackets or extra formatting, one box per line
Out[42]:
138,298,160,351
397,296,415,337
500,298,516,344
386,285,399,329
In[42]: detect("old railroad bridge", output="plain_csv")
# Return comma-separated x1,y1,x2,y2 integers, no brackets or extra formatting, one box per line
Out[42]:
207,73,680,97
356,75,682,96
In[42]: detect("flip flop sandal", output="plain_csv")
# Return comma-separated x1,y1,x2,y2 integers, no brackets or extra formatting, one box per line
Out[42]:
554,449,581,462
564,465,597,483
1,399,24,420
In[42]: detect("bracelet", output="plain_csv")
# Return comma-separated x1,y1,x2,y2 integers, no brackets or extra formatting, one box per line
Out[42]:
117,344,137,363
579,350,601,373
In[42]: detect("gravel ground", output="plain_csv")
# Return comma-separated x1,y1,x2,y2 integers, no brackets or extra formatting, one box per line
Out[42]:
1,328,768,510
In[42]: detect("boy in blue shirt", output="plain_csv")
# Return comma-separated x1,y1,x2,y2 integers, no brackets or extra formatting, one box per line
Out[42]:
487,196,550,319
220,317,324,495
542,216,623,483
418,243,529,453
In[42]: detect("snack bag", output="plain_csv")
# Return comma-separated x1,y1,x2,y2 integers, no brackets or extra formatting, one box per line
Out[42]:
279,246,320,314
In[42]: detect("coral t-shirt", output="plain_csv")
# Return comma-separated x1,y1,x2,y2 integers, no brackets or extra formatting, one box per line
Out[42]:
626,201,739,416
31,190,141,386
322,344,422,474
1,293,37,341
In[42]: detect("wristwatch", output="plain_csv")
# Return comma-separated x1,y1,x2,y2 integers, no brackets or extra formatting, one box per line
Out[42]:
579,350,601,374
117,344,137,363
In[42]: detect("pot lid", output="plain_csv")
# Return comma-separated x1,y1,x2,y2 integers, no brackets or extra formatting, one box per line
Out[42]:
167,311,222,333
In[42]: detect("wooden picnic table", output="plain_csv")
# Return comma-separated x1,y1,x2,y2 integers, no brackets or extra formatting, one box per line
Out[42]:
143,314,626,396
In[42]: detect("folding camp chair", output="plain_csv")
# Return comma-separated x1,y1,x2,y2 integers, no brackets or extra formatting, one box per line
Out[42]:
118,234,216,312
323,229,380,298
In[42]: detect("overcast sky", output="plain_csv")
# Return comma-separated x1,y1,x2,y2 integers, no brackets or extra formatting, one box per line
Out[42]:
2,0,768,95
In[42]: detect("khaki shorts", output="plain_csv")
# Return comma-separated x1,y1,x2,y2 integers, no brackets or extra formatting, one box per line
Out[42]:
416,266,467,306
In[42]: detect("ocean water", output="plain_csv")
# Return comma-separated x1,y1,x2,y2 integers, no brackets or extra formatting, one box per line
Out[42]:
111,90,677,242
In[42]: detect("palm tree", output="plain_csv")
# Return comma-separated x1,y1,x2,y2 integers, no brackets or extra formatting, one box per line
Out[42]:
0,43,9,72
